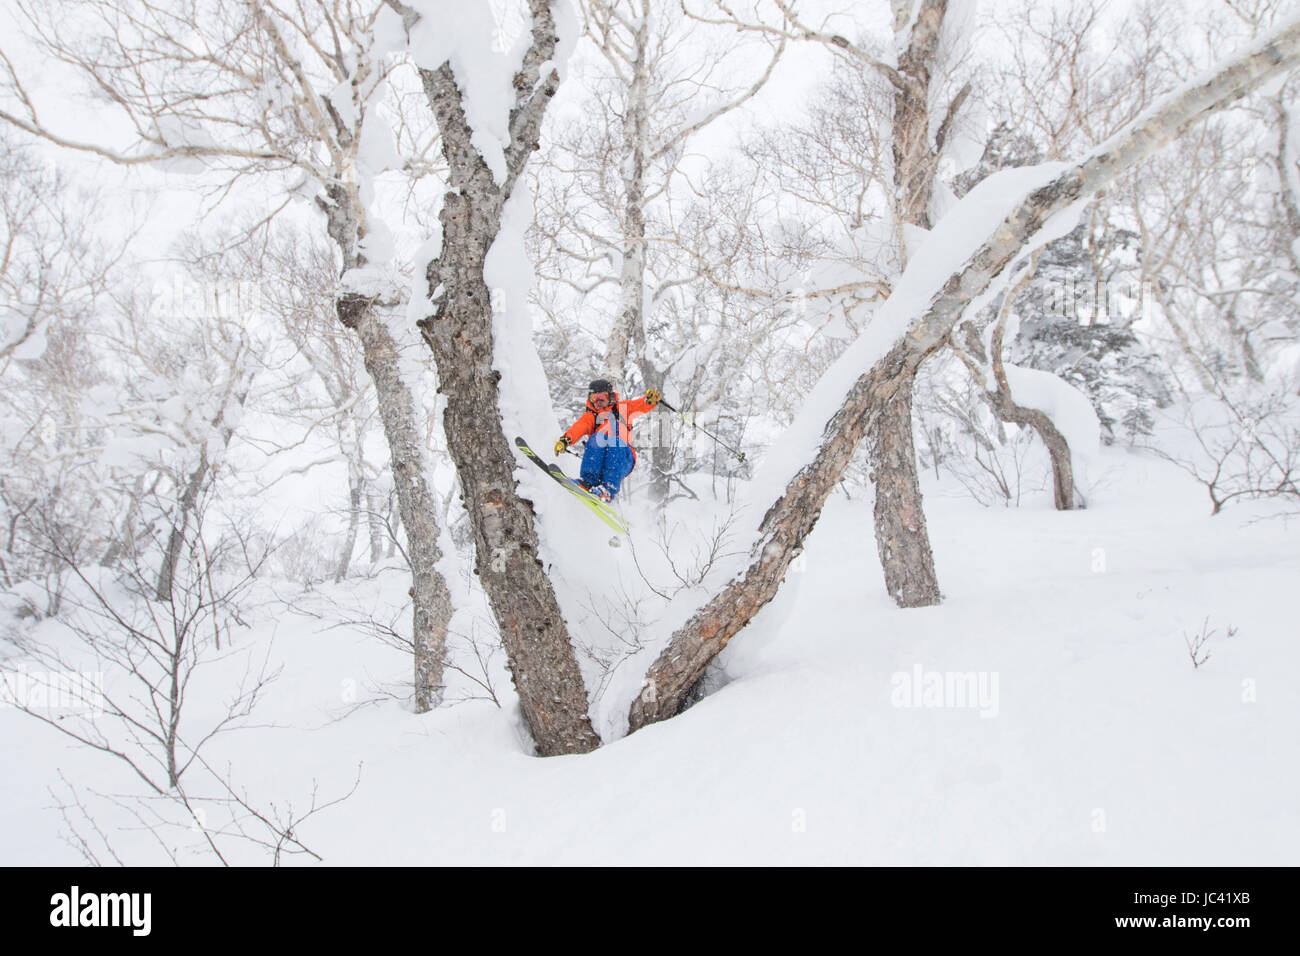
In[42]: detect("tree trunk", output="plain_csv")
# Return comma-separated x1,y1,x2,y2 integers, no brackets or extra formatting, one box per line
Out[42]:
630,341,918,729
415,6,601,754
366,490,386,564
628,18,1300,730
155,386,247,603
337,293,452,712
603,11,647,388
869,370,941,605
317,95,455,711
155,447,209,602
988,320,1077,511
335,419,364,582
864,0,952,609
891,0,947,235
415,181,599,753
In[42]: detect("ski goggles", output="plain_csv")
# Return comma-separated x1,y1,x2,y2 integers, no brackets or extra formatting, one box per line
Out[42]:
589,391,610,406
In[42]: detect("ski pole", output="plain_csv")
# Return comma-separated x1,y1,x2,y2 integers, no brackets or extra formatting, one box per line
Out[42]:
659,399,746,463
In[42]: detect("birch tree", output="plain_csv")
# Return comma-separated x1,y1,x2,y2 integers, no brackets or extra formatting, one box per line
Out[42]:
0,0,453,709
399,1,1300,750
627,13,1300,729
0,132,121,593
185,223,391,581
683,0,976,604
532,0,781,502
376,0,603,754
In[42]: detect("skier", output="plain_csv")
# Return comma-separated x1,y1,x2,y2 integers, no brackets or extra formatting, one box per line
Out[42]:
554,378,662,501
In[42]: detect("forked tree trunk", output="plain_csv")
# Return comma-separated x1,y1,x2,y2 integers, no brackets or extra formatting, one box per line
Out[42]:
414,2,602,755
866,0,958,608
628,18,1300,731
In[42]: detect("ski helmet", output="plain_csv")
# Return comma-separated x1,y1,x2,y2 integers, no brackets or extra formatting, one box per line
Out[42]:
588,378,613,396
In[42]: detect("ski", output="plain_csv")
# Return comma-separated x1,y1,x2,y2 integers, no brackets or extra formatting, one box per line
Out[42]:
514,437,628,535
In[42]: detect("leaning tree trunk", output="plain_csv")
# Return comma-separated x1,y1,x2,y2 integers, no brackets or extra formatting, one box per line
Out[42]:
987,317,1078,511
628,17,1300,730
413,1,601,756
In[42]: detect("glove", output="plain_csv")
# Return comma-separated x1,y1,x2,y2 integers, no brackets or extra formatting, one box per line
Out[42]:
645,388,662,407
554,436,571,456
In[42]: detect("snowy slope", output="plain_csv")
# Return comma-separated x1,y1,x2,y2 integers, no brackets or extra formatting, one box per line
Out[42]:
3,444,1296,866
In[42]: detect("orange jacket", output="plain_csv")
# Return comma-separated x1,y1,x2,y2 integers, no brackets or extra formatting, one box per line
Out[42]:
563,392,656,463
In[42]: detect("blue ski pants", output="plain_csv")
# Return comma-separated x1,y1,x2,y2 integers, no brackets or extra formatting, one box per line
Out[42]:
580,437,635,496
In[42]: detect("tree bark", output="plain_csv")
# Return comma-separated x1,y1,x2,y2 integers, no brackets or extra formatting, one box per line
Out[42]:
414,2,601,755
892,0,947,235
155,447,209,602
317,97,455,710
334,418,364,582
602,2,650,386
866,0,953,609
988,319,1077,510
628,17,1300,731
870,369,941,604
337,293,452,712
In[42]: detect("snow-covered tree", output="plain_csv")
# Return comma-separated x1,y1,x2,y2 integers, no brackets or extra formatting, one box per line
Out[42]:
0,0,454,709
392,0,1300,749
628,14,1300,729
0,133,118,595
530,0,782,502
950,123,1173,453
